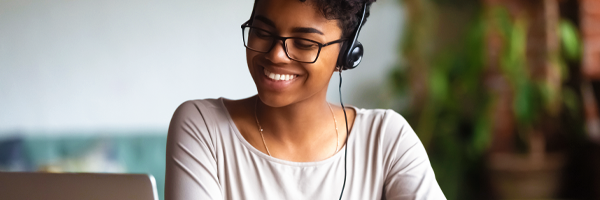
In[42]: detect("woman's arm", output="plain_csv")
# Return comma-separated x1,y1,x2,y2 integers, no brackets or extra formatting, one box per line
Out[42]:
165,101,223,200
382,110,446,200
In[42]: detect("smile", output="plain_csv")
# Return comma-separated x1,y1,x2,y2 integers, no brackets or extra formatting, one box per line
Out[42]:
263,68,298,81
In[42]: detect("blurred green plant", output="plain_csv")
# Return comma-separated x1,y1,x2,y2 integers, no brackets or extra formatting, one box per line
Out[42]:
391,1,581,199
560,19,582,61
391,1,488,198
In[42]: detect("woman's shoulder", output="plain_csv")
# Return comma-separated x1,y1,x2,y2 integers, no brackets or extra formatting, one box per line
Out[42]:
172,98,232,116
353,107,411,131
354,108,430,173
354,108,443,199
352,107,418,150
174,98,225,112
169,98,231,132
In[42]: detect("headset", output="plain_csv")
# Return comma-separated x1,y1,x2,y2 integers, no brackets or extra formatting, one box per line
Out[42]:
244,2,368,200
336,3,367,200
337,4,367,70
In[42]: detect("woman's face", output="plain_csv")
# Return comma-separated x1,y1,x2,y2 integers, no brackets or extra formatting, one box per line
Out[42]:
247,0,342,107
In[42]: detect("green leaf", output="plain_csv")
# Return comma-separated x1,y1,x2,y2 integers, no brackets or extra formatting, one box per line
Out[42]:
559,19,581,61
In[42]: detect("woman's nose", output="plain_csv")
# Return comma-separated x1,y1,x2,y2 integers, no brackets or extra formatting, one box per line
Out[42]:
265,40,291,63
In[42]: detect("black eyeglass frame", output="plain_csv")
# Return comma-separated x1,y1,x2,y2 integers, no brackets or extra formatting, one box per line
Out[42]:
241,24,346,63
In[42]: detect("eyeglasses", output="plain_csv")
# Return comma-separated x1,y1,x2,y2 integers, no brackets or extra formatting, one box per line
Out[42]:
241,25,346,63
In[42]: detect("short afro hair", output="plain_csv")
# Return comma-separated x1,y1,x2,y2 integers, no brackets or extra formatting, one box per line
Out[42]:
249,0,377,38
301,0,377,38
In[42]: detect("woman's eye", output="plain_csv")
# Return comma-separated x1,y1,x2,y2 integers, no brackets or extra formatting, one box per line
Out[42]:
254,29,272,39
293,40,317,50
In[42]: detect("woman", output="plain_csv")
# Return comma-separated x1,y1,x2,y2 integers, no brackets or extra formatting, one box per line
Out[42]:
165,0,446,199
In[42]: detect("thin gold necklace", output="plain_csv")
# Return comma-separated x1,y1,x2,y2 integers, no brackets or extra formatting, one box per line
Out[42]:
254,97,339,157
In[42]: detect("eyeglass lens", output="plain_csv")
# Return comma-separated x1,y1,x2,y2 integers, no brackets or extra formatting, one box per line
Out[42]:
243,27,320,63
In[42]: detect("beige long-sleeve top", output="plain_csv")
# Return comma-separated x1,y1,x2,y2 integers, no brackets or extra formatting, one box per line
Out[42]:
165,98,446,200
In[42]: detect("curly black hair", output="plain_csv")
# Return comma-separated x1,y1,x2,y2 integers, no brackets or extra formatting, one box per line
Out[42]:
301,0,377,38
250,0,377,38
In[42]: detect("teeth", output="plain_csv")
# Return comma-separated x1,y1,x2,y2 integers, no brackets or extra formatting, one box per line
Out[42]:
263,68,296,81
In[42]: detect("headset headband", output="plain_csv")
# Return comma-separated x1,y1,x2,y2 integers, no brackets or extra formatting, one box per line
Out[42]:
348,4,367,57
338,3,367,70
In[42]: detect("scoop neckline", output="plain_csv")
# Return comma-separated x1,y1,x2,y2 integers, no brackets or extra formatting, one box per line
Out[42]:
218,97,360,167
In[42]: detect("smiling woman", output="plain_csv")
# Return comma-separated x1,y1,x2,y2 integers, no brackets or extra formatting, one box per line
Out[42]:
164,0,446,199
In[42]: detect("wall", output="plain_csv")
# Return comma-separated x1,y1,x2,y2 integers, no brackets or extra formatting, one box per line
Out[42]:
582,0,600,78
0,0,404,135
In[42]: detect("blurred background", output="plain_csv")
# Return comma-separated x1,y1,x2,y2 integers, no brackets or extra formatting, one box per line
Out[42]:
0,0,598,199
386,0,600,199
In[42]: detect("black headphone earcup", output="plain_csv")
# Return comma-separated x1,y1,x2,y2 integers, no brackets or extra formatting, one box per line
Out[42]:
337,41,364,70
337,42,350,70
346,41,363,69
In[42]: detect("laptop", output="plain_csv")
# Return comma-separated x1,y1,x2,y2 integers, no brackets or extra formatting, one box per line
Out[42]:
0,172,159,200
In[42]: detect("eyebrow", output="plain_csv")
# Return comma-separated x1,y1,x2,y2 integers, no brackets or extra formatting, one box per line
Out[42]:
255,15,324,35
291,27,324,35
